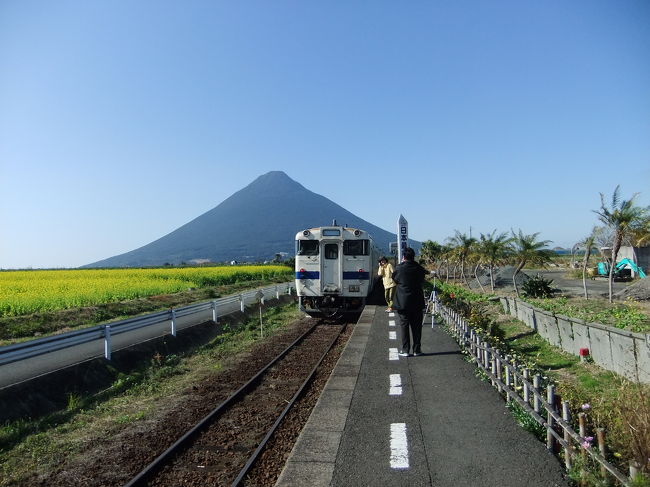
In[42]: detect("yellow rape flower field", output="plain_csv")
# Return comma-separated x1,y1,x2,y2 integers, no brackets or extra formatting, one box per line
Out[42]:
0,266,293,317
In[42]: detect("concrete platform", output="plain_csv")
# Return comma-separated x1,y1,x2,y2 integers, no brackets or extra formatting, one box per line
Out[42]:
276,306,570,486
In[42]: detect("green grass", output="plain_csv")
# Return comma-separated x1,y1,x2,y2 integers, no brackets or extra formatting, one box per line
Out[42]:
0,278,291,345
463,302,646,482
0,266,293,317
433,280,649,482
505,400,545,441
0,303,301,486
527,296,650,333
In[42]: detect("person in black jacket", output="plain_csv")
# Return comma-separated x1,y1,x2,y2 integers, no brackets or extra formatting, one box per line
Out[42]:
392,247,426,356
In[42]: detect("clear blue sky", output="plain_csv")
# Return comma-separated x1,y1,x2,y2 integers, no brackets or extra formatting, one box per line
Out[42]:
1,1,648,269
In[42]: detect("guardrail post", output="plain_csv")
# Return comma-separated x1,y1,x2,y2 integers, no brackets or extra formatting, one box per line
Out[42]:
276,286,280,300
171,308,177,337
104,324,112,360
240,294,245,312
212,300,218,323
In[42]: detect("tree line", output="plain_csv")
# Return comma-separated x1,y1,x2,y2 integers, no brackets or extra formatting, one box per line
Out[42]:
418,186,650,302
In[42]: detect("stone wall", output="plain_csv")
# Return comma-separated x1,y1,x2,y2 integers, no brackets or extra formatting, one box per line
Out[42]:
499,297,650,383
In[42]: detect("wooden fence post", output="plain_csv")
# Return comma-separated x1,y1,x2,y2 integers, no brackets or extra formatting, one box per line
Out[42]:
504,358,511,402
578,412,586,458
547,384,556,451
596,428,607,479
562,401,572,470
533,374,541,415
523,368,530,405
496,355,503,393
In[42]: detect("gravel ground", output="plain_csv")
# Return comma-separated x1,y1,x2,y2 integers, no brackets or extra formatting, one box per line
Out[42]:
466,267,633,299
18,316,352,487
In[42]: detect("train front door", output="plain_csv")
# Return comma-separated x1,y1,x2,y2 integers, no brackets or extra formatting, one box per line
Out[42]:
321,242,341,293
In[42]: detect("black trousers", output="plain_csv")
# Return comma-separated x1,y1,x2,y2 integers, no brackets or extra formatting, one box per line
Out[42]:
397,309,423,354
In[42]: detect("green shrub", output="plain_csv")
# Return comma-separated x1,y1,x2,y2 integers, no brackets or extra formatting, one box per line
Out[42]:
506,401,545,441
521,274,555,299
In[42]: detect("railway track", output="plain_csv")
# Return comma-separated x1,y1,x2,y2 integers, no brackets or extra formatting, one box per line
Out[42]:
124,320,349,487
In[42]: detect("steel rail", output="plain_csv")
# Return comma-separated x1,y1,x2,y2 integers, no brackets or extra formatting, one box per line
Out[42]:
231,322,346,486
123,321,320,487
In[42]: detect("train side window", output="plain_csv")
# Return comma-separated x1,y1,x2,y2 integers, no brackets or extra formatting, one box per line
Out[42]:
297,240,319,256
343,240,369,256
325,243,339,259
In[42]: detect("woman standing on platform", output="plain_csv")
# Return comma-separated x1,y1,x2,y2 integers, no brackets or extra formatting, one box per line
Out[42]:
378,256,397,312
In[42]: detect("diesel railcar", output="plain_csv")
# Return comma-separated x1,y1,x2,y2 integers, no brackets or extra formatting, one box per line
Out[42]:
295,224,381,317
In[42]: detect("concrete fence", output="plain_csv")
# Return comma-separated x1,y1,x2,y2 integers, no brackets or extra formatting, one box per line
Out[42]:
499,297,650,384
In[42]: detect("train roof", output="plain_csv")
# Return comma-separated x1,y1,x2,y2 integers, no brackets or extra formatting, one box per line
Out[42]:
295,226,370,238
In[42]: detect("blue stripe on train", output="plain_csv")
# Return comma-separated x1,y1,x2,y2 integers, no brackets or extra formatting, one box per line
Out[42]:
296,271,320,279
296,271,370,280
343,272,370,280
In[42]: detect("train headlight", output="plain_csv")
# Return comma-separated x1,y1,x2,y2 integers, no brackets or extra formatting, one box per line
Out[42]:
299,268,307,279
349,285,360,292
358,268,364,273
303,230,310,236
354,230,361,236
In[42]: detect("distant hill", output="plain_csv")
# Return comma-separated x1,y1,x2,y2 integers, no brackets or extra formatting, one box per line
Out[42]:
84,171,419,267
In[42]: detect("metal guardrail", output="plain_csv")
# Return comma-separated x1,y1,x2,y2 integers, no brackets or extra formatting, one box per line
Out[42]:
0,282,295,366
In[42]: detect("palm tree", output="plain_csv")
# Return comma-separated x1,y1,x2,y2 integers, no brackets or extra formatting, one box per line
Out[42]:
594,186,649,302
479,230,512,292
447,231,476,286
419,240,444,269
470,244,487,293
580,231,597,299
629,215,650,247
510,230,554,298
437,244,453,281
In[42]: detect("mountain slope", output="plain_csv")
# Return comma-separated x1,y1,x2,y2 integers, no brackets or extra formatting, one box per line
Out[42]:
85,171,419,267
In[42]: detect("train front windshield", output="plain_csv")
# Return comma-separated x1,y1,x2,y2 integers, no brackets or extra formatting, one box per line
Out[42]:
297,240,319,255
343,239,370,256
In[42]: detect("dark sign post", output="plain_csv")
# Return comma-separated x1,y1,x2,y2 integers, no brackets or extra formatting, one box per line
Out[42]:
397,215,408,262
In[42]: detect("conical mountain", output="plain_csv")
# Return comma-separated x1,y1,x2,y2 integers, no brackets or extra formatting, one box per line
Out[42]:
85,171,418,267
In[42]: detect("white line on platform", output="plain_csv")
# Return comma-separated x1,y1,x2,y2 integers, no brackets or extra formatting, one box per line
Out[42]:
389,312,395,318
389,331,396,340
390,423,409,469
389,320,396,327
389,374,402,395
389,348,399,361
